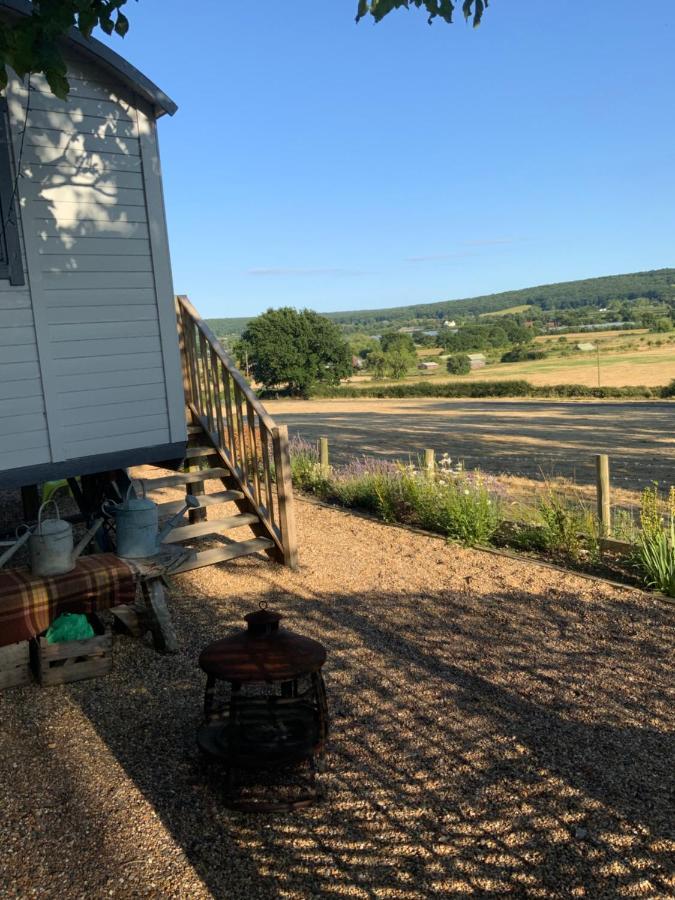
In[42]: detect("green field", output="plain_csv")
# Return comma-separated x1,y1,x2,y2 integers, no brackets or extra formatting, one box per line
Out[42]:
344,332,675,389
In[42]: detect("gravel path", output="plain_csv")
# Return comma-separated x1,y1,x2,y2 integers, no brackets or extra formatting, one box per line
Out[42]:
1,499,673,898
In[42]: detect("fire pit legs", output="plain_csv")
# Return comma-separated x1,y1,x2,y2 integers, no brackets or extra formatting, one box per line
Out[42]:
197,604,329,812
223,756,322,813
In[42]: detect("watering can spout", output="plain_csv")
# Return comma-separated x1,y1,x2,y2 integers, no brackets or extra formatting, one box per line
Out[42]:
157,495,201,544
73,518,103,561
0,528,31,569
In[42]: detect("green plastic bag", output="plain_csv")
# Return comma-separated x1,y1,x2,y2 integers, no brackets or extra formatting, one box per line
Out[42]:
45,613,94,644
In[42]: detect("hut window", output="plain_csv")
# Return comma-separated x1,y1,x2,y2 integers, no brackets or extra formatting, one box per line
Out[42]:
0,98,24,286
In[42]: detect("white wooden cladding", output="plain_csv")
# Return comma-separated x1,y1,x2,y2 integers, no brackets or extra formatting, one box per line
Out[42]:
0,51,185,476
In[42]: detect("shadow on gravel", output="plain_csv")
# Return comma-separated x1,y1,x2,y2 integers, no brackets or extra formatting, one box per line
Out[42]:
63,567,674,899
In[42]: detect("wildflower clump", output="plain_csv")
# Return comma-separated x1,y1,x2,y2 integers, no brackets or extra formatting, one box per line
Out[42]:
288,438,504,547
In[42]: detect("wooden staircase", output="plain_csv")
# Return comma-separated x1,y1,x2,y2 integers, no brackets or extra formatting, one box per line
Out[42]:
131,296,297,574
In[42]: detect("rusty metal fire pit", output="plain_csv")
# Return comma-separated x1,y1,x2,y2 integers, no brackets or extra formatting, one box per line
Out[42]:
197,603,329,811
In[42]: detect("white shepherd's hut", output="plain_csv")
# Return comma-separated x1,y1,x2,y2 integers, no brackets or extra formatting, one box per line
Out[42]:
0,0,186,488
0,1,297,570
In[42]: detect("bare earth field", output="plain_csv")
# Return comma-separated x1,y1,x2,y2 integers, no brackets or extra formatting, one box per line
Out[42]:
267,398,675,501
1,498,673,898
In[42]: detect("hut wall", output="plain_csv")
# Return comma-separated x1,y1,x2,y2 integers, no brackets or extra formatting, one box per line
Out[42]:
0,53,185,484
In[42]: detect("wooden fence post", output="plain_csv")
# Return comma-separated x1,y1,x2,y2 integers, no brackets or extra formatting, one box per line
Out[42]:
273,425,299,569
424,448,435,479
595,454,611,537
319,436,329,476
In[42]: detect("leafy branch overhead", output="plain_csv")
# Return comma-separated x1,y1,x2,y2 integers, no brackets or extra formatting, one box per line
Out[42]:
0,1,131,97
356,1,488,26
0,0,488,99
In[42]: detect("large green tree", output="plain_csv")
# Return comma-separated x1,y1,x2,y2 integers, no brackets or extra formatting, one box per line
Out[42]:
0,1,488,97
380,332,416,354
239,307,351,397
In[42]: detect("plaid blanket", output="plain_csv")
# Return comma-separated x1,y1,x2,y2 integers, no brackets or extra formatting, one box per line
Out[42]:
0,554,135,647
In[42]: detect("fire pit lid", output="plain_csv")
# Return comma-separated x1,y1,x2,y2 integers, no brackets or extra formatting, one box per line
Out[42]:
244,604,282,633
199,604,326,682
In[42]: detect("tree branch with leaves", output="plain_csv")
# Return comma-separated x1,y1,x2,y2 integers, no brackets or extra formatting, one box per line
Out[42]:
0,0,488,98
0,0,131,97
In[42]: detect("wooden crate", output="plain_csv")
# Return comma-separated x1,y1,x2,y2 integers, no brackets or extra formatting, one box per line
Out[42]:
32,614,112,686
0,641,31,690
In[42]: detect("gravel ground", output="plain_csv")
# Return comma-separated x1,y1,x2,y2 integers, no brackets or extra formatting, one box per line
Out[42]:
1,498,673,899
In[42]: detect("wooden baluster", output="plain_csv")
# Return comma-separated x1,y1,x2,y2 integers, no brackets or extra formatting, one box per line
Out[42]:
260,426,275,531
198,332,214,433
272,424,298,569
234,383,249,484
190,323,203,416
210,347,227,456
175,301,191,415
185,317,200,411
222,366,238,468
246,399,261,506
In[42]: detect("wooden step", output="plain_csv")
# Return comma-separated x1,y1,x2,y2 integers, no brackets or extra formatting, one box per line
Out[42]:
184,446,218,460
140,468,229,491
187,424,203,435
157,490,244,516
171,538,275,574
163,513,259,544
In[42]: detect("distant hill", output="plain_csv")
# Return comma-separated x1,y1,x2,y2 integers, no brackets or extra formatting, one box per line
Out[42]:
207,268,675,338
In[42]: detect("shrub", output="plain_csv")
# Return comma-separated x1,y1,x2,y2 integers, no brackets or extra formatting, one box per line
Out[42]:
288,435,328,493
446,354,471,375
311,380,657,400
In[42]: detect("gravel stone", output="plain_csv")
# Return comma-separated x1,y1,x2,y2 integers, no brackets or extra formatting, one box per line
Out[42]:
0,496,673,899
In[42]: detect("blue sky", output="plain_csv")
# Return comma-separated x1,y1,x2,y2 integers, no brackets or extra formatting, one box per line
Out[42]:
103,1,675,318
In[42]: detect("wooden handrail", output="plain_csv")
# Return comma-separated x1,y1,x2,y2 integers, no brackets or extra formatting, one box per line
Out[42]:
175,295,298,568
176,295,276,431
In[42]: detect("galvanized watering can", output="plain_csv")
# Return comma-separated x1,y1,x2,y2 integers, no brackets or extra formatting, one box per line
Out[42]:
103,482,200,559
29,500,102,577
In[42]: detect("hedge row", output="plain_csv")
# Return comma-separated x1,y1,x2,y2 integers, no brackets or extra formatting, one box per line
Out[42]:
310,380,674,400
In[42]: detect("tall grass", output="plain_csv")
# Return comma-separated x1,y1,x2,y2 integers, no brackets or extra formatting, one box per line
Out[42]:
538,488,598,561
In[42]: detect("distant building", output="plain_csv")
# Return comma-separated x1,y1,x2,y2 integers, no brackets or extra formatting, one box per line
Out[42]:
576,342,596,352
418,361,439,371
467,353,486,370
351,356,364,370
444,320,457,328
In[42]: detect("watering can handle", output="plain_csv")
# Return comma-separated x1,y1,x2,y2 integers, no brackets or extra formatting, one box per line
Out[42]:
125,479,146,502
101,499,117,518
37,499,60,534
